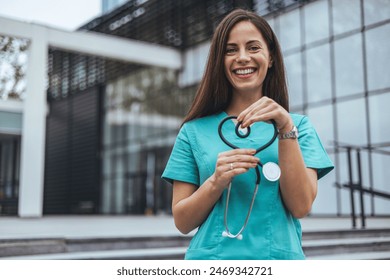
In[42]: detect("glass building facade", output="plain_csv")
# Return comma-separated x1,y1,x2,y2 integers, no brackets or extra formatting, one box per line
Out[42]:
262,0,390,215
41,0,390,216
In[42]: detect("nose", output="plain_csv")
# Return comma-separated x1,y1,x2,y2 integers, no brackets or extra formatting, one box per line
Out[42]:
235,49,250,63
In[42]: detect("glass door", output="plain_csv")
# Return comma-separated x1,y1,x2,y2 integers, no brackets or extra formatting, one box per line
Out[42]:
0,134,20,215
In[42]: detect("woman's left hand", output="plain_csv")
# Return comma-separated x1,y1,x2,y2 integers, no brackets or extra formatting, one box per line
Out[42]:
236,96,292,133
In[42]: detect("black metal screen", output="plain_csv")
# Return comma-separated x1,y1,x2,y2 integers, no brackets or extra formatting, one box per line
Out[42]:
79,0,254,49
44,85,102,214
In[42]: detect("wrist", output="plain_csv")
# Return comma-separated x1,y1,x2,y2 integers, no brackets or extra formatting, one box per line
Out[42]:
278,124,299,140
278,120,294,134
207,175,225,194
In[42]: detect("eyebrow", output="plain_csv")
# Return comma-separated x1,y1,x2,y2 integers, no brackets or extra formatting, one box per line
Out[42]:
226,40,262,46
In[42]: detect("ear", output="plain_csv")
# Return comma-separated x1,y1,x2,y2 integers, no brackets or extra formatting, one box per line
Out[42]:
268,57,273,68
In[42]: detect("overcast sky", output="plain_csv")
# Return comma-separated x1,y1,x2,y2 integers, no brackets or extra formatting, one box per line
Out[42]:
0,0,101,30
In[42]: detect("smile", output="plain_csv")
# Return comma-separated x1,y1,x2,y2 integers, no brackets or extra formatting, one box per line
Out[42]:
233,68,256,75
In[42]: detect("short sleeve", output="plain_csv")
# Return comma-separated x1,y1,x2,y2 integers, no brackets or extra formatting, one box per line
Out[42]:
161,124,200,186
296,116,334,180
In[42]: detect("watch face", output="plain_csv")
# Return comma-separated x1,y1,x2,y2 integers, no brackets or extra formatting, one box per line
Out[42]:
292,126,298,138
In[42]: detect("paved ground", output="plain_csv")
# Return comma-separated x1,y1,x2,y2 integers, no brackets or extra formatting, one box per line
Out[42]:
0,215,389,240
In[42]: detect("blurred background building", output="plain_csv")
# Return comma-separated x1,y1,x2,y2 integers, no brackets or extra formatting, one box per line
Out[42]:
102,0,129,13
0,0,389,219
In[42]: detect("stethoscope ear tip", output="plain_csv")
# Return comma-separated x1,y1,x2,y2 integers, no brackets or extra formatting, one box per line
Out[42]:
222,231,229,237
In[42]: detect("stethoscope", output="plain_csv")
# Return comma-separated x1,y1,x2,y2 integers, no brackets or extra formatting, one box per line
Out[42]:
218,116,281,240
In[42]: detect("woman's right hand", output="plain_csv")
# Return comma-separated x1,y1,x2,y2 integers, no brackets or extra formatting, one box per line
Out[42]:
210,149,259,190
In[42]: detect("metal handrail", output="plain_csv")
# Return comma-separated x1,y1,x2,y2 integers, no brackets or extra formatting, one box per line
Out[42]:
334,142,390,229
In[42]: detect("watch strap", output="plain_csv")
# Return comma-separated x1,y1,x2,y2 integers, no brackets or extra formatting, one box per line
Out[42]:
278,125,298,140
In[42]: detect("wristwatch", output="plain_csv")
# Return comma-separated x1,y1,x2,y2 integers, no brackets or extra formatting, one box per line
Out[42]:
278,125,298,140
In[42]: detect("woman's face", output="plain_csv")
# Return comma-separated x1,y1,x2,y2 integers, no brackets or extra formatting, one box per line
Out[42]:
224,21,272,97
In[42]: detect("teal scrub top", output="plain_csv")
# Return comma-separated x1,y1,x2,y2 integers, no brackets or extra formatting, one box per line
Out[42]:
162,112,334,260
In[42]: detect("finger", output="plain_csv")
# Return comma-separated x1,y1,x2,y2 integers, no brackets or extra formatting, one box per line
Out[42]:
225,166,254,177
241,104,281,128
241,111,270,127
237,97,272,122
226,161,258,171
217,154,260,167
218,149,256,157
237,106,260,124
226,155,260,165
237,100,262,122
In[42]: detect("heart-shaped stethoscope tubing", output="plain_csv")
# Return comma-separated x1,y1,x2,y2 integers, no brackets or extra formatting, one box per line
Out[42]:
217,115,280,240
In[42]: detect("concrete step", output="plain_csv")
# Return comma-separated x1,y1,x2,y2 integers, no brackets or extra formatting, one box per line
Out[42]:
303,236,390,257
1,247,187,260
1,229,389,260
1,240,389,260
0,239,66,257
307,251,390,260
302,228,390,240
5,249,390,260
4,237,390,260
0,236,191,258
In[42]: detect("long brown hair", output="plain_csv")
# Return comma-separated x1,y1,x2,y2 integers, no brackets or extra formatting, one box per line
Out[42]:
183,9,289,124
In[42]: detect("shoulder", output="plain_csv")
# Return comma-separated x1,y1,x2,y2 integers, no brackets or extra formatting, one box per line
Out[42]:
182,113,223,132
290,113,307,124
290,113,312,129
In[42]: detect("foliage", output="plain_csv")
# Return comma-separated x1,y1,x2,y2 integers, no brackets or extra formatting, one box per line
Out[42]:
0,36,30,100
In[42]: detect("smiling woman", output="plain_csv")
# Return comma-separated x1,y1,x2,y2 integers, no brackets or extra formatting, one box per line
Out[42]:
224,21,272,107
162,9,334,260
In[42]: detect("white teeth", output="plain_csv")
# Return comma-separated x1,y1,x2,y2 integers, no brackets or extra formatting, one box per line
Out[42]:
235,68,255,75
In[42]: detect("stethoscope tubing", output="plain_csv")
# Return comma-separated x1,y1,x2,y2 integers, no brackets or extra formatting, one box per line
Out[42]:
218,115,279,239
217,116,278,184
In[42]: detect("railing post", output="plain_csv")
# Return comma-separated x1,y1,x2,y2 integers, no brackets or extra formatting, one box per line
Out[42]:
356,149,366,229
347,147,356,229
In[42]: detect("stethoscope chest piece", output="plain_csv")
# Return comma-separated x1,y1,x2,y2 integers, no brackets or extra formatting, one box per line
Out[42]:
262,162,281,182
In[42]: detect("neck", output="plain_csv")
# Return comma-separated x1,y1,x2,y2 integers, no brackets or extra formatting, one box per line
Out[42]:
226,89,263,116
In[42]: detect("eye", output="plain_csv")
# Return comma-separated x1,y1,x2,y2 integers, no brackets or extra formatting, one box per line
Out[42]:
248,45,261,52
225,47,237,55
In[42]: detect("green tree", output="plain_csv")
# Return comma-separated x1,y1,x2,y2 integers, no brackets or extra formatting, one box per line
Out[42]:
0,35,29,100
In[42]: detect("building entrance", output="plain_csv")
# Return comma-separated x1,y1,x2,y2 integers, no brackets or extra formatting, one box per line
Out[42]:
0,134,20,215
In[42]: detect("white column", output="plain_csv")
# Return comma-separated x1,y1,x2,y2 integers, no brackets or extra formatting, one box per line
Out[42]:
18,25,48,217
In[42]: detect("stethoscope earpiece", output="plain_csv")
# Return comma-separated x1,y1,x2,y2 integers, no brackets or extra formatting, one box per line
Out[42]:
218,115,280,240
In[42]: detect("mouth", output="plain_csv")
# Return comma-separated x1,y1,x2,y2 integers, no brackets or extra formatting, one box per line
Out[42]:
233,67,257,76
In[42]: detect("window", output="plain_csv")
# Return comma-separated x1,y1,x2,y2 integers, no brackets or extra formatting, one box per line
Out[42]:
284,53,303,109
279,9,301,51
368,93,390,144
364,0,390,26
334,33,364,98
306,44,332,104
365,23,390,91
336,98,368,146
307,104,334,150
332,0,361,36
304,0,329,45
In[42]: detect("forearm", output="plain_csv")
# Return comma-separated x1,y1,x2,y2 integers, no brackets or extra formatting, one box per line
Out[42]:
278,138,317,218
172,177,224,234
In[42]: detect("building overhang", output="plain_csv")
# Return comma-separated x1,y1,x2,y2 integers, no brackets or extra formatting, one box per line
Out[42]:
0,16,182,70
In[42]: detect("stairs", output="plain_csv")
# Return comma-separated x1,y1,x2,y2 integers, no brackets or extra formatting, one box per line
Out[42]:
303,228,390,259
1,228,390,260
